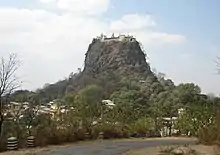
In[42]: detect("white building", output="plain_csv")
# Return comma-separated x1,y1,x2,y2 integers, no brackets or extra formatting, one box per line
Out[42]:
102,100,115,109
97,34,136,42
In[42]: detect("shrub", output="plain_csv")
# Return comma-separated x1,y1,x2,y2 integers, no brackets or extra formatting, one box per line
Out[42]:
197,125,217,144
197,109,220,145
130,117,155,135
74,128,87,141
98,122,128,139
1,120,27,150
0,136,7,152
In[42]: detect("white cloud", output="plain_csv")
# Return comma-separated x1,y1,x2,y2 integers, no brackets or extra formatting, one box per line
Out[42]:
39,0,54,3
109,14,185,45
39,0,109,15
58,0,109,15
0,2,186,90
150,32,185,44
110,14,156,31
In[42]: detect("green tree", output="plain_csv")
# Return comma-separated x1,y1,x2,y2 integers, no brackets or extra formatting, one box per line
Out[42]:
78,84,103,104
175,83,201,105
65,85,104,134
131,117,155,134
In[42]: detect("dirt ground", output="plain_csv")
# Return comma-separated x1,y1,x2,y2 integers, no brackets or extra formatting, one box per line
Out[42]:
0,139,99,155
0,148,49,155
123,145,220,155
0,137,197,155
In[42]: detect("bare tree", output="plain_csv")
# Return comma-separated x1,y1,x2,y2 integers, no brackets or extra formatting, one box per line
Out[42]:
0,53,21,136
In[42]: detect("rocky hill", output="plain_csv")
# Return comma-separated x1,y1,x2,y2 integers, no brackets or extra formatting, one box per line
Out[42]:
84,37,152,78
36,34,159,101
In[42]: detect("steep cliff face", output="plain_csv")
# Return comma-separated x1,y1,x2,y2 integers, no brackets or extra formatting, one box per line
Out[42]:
82,39,155,81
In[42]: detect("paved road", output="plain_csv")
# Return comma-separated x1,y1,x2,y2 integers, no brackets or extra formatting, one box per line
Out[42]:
39,138,196,155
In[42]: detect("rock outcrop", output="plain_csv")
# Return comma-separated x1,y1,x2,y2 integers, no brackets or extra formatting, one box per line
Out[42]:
82,38,155,81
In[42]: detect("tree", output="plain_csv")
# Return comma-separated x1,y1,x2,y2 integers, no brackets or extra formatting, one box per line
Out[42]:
78,84,103,104
21,104,41,136
131,117,155,134
150,89,180,136
66,85,104,134
0,53,21,136
10,90,32,103
175,83,201,105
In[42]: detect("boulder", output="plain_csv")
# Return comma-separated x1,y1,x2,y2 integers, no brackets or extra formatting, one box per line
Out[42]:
171,146,193,155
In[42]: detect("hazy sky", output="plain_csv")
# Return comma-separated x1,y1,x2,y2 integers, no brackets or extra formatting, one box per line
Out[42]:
0,0,220,94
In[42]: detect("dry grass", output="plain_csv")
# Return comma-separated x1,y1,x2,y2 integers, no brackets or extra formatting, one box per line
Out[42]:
123,145,220,155
111,137,197,143
124,146,161,155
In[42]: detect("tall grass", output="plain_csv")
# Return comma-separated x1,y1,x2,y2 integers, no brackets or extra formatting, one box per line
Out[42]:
197,109,220,145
